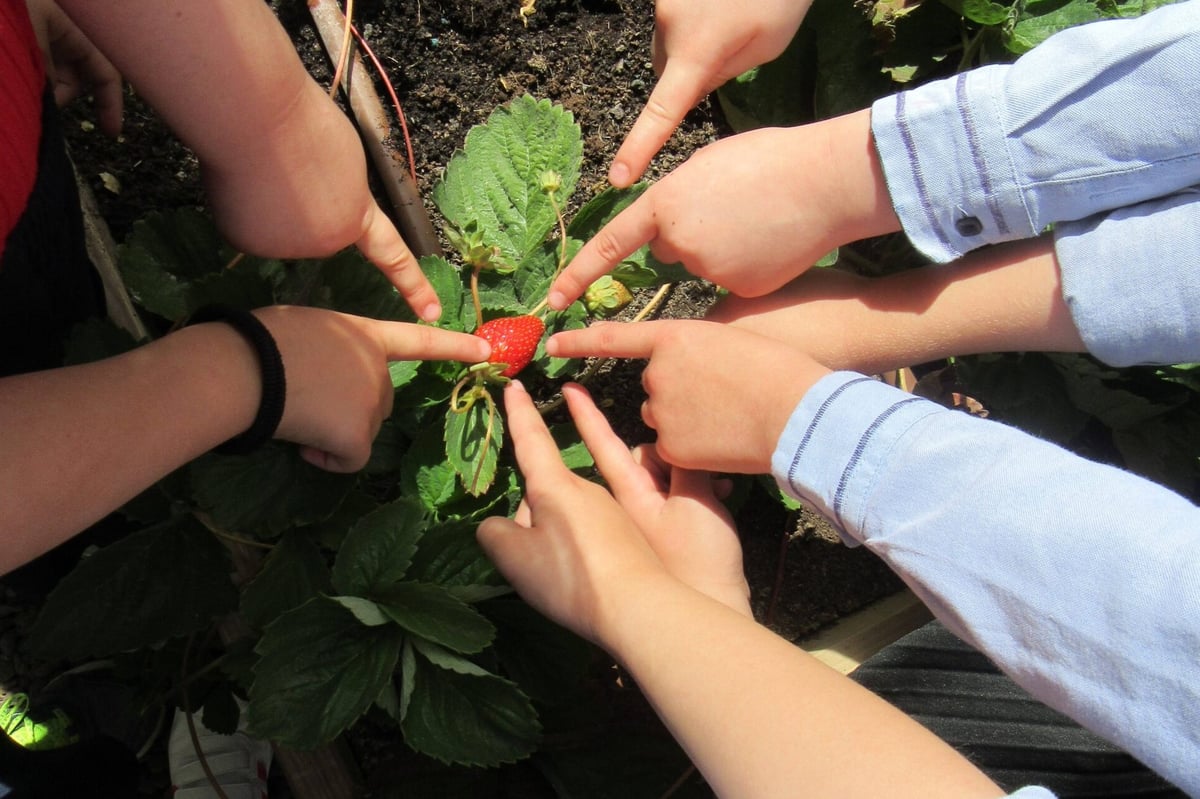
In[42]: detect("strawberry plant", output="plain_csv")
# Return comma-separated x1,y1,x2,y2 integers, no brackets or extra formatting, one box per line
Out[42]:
26,95,689,772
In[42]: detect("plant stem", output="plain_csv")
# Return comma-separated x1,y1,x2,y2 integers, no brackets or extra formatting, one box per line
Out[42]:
328,0,356,99
528,190,569,318
471,265,483,328
469,390,497,494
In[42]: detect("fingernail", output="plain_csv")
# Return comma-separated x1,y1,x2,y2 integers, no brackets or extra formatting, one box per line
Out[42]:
507,379,526,394
609,162,630,187
548,290,566,311
544,336,560,357
422,302,442,322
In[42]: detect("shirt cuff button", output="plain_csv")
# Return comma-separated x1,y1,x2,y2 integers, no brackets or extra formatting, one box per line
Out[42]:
955,216,983,236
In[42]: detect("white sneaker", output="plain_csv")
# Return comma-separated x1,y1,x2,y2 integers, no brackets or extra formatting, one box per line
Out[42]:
168,703,272,799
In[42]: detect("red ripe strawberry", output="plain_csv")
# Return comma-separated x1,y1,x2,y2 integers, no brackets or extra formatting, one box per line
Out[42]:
473,315,546,378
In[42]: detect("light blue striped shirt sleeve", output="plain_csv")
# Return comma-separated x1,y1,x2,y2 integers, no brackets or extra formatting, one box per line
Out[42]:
772,372,1200,796
870,0,1200,368
870,0,1200,263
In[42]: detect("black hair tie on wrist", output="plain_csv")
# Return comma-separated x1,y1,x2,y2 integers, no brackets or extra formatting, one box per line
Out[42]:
187,305,287,455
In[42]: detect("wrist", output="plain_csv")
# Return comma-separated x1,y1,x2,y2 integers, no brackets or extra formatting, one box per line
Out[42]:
817,109,901,246
594,571,707,663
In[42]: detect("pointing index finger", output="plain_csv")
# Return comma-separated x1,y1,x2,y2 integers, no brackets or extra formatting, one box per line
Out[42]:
547,320,663,361
608,59,711,188
549,194,660,310
503,381,569,483
357,206,443,323
379,323,490,364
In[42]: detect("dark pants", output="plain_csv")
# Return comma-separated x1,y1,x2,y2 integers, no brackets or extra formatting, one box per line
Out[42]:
851,620,1186,797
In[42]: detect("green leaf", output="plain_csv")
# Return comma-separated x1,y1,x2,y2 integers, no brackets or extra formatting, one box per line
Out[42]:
332,499,427,596
118,208,277,321
62,317,141,365
445,395,504,497
716,28,814,131
549,422,595,472
403,423,465,511
567,184,646,239
29,517,238,660
249,596,403,749
808,0,894,117
402,640,541,766
388,359,421,390
190,444,356,536
408,520,500,588
331,595,392,626
240,532,331,630
1006,0,1104,54
485,599,595,705
936,0,1014,25
433,95,583,268
418,255,465,331
289,249,416,321
375,581,496,654
537,304,587,379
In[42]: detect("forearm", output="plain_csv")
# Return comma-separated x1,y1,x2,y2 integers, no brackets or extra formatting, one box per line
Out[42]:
775,374,1200,794
56,0,317,169
713,235,1085,374
0,323,258,571
600,576,1004,799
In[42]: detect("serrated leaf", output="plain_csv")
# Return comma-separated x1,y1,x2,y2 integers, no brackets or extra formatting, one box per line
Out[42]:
402,640,540,766
291,249,416,321
190,444,356,536
433,95,582,268
29,517,238,660
408,520,500,587
375,581,496,654
332,499,427,596
249,596,403,749
402,424,464,511
240,532,332,630
421,255,467,333
445,396,504,497
118,208,277,321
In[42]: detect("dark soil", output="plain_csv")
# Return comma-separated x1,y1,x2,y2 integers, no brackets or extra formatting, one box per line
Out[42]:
43,0,905,793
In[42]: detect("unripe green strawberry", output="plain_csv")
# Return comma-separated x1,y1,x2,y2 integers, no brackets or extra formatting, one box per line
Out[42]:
474,315,546,378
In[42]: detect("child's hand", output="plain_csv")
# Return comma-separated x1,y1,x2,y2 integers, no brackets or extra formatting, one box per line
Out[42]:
560,383,751,616
610,0,810,187
25,0,123,136
202,82,443,323
549,320,830,474
253,307,489,472
477,381,671,646
550,110,898,310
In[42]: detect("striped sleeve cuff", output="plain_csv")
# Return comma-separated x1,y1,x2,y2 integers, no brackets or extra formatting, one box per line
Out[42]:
770,372,944,541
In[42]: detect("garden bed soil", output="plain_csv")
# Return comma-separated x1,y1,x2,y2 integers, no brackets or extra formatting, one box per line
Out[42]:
33,0,908,792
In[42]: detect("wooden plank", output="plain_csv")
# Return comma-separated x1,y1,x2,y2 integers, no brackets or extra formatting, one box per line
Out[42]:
800,589,933,675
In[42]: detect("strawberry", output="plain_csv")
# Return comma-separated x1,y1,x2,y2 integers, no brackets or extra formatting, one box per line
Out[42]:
473,315,546,378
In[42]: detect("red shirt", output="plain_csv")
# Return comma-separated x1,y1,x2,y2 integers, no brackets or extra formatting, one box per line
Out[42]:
0,0,45,259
